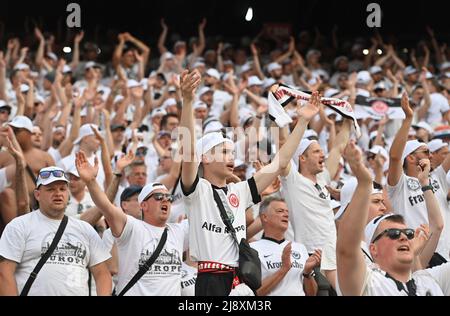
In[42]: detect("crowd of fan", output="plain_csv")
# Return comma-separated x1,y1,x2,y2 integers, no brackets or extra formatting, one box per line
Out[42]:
0,19,449,296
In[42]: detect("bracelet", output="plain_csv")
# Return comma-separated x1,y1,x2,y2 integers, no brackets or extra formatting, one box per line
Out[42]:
421,185,433,193
302,271,315,279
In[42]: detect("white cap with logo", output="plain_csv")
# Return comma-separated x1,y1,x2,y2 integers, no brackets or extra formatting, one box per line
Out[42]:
36,167,69,188
138,183,169,204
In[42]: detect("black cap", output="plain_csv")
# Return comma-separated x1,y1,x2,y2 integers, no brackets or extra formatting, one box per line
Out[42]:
45,72,56,84
120,186,143,203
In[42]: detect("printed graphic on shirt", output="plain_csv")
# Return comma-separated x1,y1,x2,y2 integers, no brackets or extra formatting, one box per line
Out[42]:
138,240,182,276
42,233,87,266
180,268,197,290
264,252,305,270
407,178,421,191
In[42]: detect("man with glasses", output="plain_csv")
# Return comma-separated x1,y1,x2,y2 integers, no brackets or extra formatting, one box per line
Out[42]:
388,93,450,263
337,141,445,296
76,151,188,296
0,166,112,296
0,101,11,126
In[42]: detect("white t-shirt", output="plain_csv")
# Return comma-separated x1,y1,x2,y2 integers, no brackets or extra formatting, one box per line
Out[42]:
114,216,188,296
48,147,62,162
0,210,111,296
182,176,261,267
210,90,233,119
430,166,450,260
281,162,336,253
168,180,187,223
180,262,197,296
359,267,443,296
426,93,450,126
422,262,450,296
251,239,309,296
66,192,96,218
387,173,429,229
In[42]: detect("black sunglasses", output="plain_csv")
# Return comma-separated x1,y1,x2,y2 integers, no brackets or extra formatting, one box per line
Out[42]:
144,193,174,203
372,228,415,243
39,170,69,180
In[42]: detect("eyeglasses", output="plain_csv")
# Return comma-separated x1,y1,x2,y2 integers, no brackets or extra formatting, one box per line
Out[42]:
372,228,415,243
0,109,10,114
39,170,69,180
144,193,174,203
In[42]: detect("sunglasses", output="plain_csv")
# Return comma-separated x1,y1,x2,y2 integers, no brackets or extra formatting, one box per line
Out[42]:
0,109,10,114
39,170,69,180
145,193,174,203
372,228,415,243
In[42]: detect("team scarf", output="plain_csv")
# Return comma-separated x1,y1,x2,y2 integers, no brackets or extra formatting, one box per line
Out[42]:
354,95,404,120
268,83,361,137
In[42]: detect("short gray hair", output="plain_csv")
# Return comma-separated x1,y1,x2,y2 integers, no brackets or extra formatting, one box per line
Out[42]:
259,196,286,216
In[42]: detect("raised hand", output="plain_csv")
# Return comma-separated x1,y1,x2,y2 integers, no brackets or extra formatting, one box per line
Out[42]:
343,141,372,181
90,125,105,144
401,92,414,119
298,91,320,121
250,42,259,56
304,249,322,275
180,69,201,102
74,31,84,44
199,18,207,30
288,36,296,53
281,242,292,273
416,159,431,186
75,151,99,183
160,18,168,30
34,27,44,41
411,224,431,257
116,150,136,173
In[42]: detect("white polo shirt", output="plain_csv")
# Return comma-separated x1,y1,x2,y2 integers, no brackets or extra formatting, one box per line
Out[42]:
251,238,309,296
182,176,261,267
281,161,336,253
114,216,188,296
0,210,110,296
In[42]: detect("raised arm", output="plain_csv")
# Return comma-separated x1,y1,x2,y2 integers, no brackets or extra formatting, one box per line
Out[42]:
0,52,7,100
193,18,207,57
34,27,45,70
75,151,127,238
336,141,373,296
58,95,82,158
124,33,150,69
416,69,432,121
325,119,351,180
415,159,444,267
255,91,320,193
250,43,265,80
91,126,113,190
387,92,414,186
70,31,84,70
112,34,125,69
158,19,169,55
180,70,202,191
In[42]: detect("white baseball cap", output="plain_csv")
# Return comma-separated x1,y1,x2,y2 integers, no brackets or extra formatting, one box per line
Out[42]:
161,52,175,61
440,61,450,71
196,132,234,158
206,69,221,80
335,178,383,220
365,213,396,245
127,79,143,89
263,78,277,90
198,87,213,97
66,164,80,178
62,65,72,74
369,66,383,75
151,107,167,118
73,124,99,145
294,139,318,161
193,101,208,111
404,66,418,76
46,52,58,61
138,182,169,204
85,61,100,70
412,122,433,135
8,115,34,133
162,98,177,109
303,129,318,140
203,120,224,135
248,76,263,87
428,139,447,153
402,140,427,162
267,62,282,73
368,145,389,161
14,63,30,71
20,84,30,93
36,166,69,188
357,71,372,85
240,63,252,73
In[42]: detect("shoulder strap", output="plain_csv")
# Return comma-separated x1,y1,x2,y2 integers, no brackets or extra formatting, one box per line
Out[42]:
211,185,239,246
20,215,69,296
26,165,37,183
117,227,168,296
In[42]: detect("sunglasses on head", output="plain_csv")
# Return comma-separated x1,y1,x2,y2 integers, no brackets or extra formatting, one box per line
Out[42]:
39,170,69,180
372,228,415,243
144,192,173,203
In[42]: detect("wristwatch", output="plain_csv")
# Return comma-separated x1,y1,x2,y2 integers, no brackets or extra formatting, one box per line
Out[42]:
421,185,433,193
302,271,316,279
